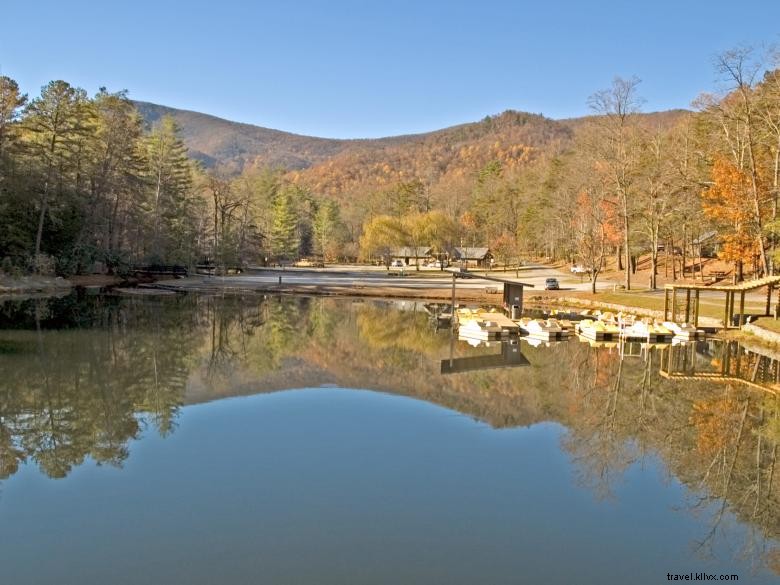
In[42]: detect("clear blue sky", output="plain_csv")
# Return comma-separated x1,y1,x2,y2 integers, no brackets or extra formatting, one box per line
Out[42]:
2,0,779,138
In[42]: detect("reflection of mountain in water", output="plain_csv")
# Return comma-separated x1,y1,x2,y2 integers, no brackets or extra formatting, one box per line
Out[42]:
1,293,779,569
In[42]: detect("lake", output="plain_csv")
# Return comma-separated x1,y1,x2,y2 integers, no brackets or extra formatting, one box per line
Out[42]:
0,293,778,584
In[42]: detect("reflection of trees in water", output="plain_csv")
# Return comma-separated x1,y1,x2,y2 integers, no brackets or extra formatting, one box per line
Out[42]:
562,347,639,500
199,296,321,389
256,305,780,569
1,293,779,570
0,295,203,480
555,341,780,572
357,303,443,351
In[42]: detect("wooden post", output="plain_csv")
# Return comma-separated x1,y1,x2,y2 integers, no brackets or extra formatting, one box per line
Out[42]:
671,288,678,322
729,292,735,328
685,289,691,323
776,286,780,320
694,289,700,327
663,288,669,321
722,341,731,375
724,291,731,329
775,287,780,319
766,285,773,316
451,273,456,313
735,343,742,377
739,291,745,326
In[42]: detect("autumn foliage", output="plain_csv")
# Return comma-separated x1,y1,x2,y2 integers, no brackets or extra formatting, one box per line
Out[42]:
702,156,763,266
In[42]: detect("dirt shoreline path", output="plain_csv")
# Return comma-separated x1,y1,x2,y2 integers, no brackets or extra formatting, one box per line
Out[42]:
145,274,727,325
145,278,502,304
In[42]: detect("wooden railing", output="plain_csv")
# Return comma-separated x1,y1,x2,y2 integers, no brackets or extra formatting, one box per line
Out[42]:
132,265,188,277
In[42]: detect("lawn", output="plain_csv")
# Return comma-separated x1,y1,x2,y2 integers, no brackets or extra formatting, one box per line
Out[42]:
579,290,769,321
751,317,780,333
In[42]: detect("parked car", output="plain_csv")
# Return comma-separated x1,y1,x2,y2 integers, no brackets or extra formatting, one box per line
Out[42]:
571,264,593,276
295,258,325,268
545,277,560,290
390,259,405,268
427,260,448,268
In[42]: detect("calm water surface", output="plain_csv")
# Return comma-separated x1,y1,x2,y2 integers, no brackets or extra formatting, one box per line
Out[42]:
0,293,778,584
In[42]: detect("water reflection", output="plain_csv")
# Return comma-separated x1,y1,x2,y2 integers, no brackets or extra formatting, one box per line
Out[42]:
0,295,202,481
0,293,779,575
440,339,530,374
661,340,780,392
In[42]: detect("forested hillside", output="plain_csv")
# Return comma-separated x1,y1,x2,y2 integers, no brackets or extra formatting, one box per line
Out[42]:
2,46,779,289
133,101,353,173
132,100,573,183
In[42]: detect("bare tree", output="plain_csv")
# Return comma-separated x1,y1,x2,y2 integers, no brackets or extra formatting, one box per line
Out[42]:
587,76,644,289
715,47,770,275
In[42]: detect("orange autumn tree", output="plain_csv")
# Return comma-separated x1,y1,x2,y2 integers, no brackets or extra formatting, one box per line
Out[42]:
702,156,765,280
689,395,744,458
459,211,478,248
571,188,611,293
491,232,516,268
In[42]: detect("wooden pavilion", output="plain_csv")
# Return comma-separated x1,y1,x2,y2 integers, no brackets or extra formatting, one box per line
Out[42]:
663,275,780,329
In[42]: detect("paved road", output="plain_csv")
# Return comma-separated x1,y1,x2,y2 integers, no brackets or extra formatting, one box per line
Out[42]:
189,263,613,293
164,264,776,318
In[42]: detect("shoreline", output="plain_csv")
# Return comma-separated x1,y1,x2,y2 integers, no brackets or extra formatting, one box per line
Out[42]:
0,274,135,301
6,273,780,348
141,278,780,347
0,275,73,300
141,277,721,321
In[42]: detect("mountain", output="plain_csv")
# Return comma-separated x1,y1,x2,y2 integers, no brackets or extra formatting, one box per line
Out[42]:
133,101,688,206
133,101,356,172
289,111,574,204
133,101,577,180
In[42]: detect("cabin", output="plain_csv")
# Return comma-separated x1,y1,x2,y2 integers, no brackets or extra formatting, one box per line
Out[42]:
691,230,720,259
452,247,493,268
390,246,434,266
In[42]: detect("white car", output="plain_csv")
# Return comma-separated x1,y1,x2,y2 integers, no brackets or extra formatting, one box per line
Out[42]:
570,265,589,274
390,260,404,268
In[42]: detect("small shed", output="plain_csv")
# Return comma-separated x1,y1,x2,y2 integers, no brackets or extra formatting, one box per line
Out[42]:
503,282,525,316
453,247,493,268
446,268,533,319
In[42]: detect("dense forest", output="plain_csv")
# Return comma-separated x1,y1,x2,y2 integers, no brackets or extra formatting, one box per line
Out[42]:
2,46,780,289
0,79,350,274
344,47,780,291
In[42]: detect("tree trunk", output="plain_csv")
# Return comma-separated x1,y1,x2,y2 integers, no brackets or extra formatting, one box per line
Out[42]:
650,250,658,289
745,112,770,276
681,224,687,280
34,192,48,262
34,133,59,267
665,240,669,277
697,241,703,283
213,191,219,263
623,209,631,290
